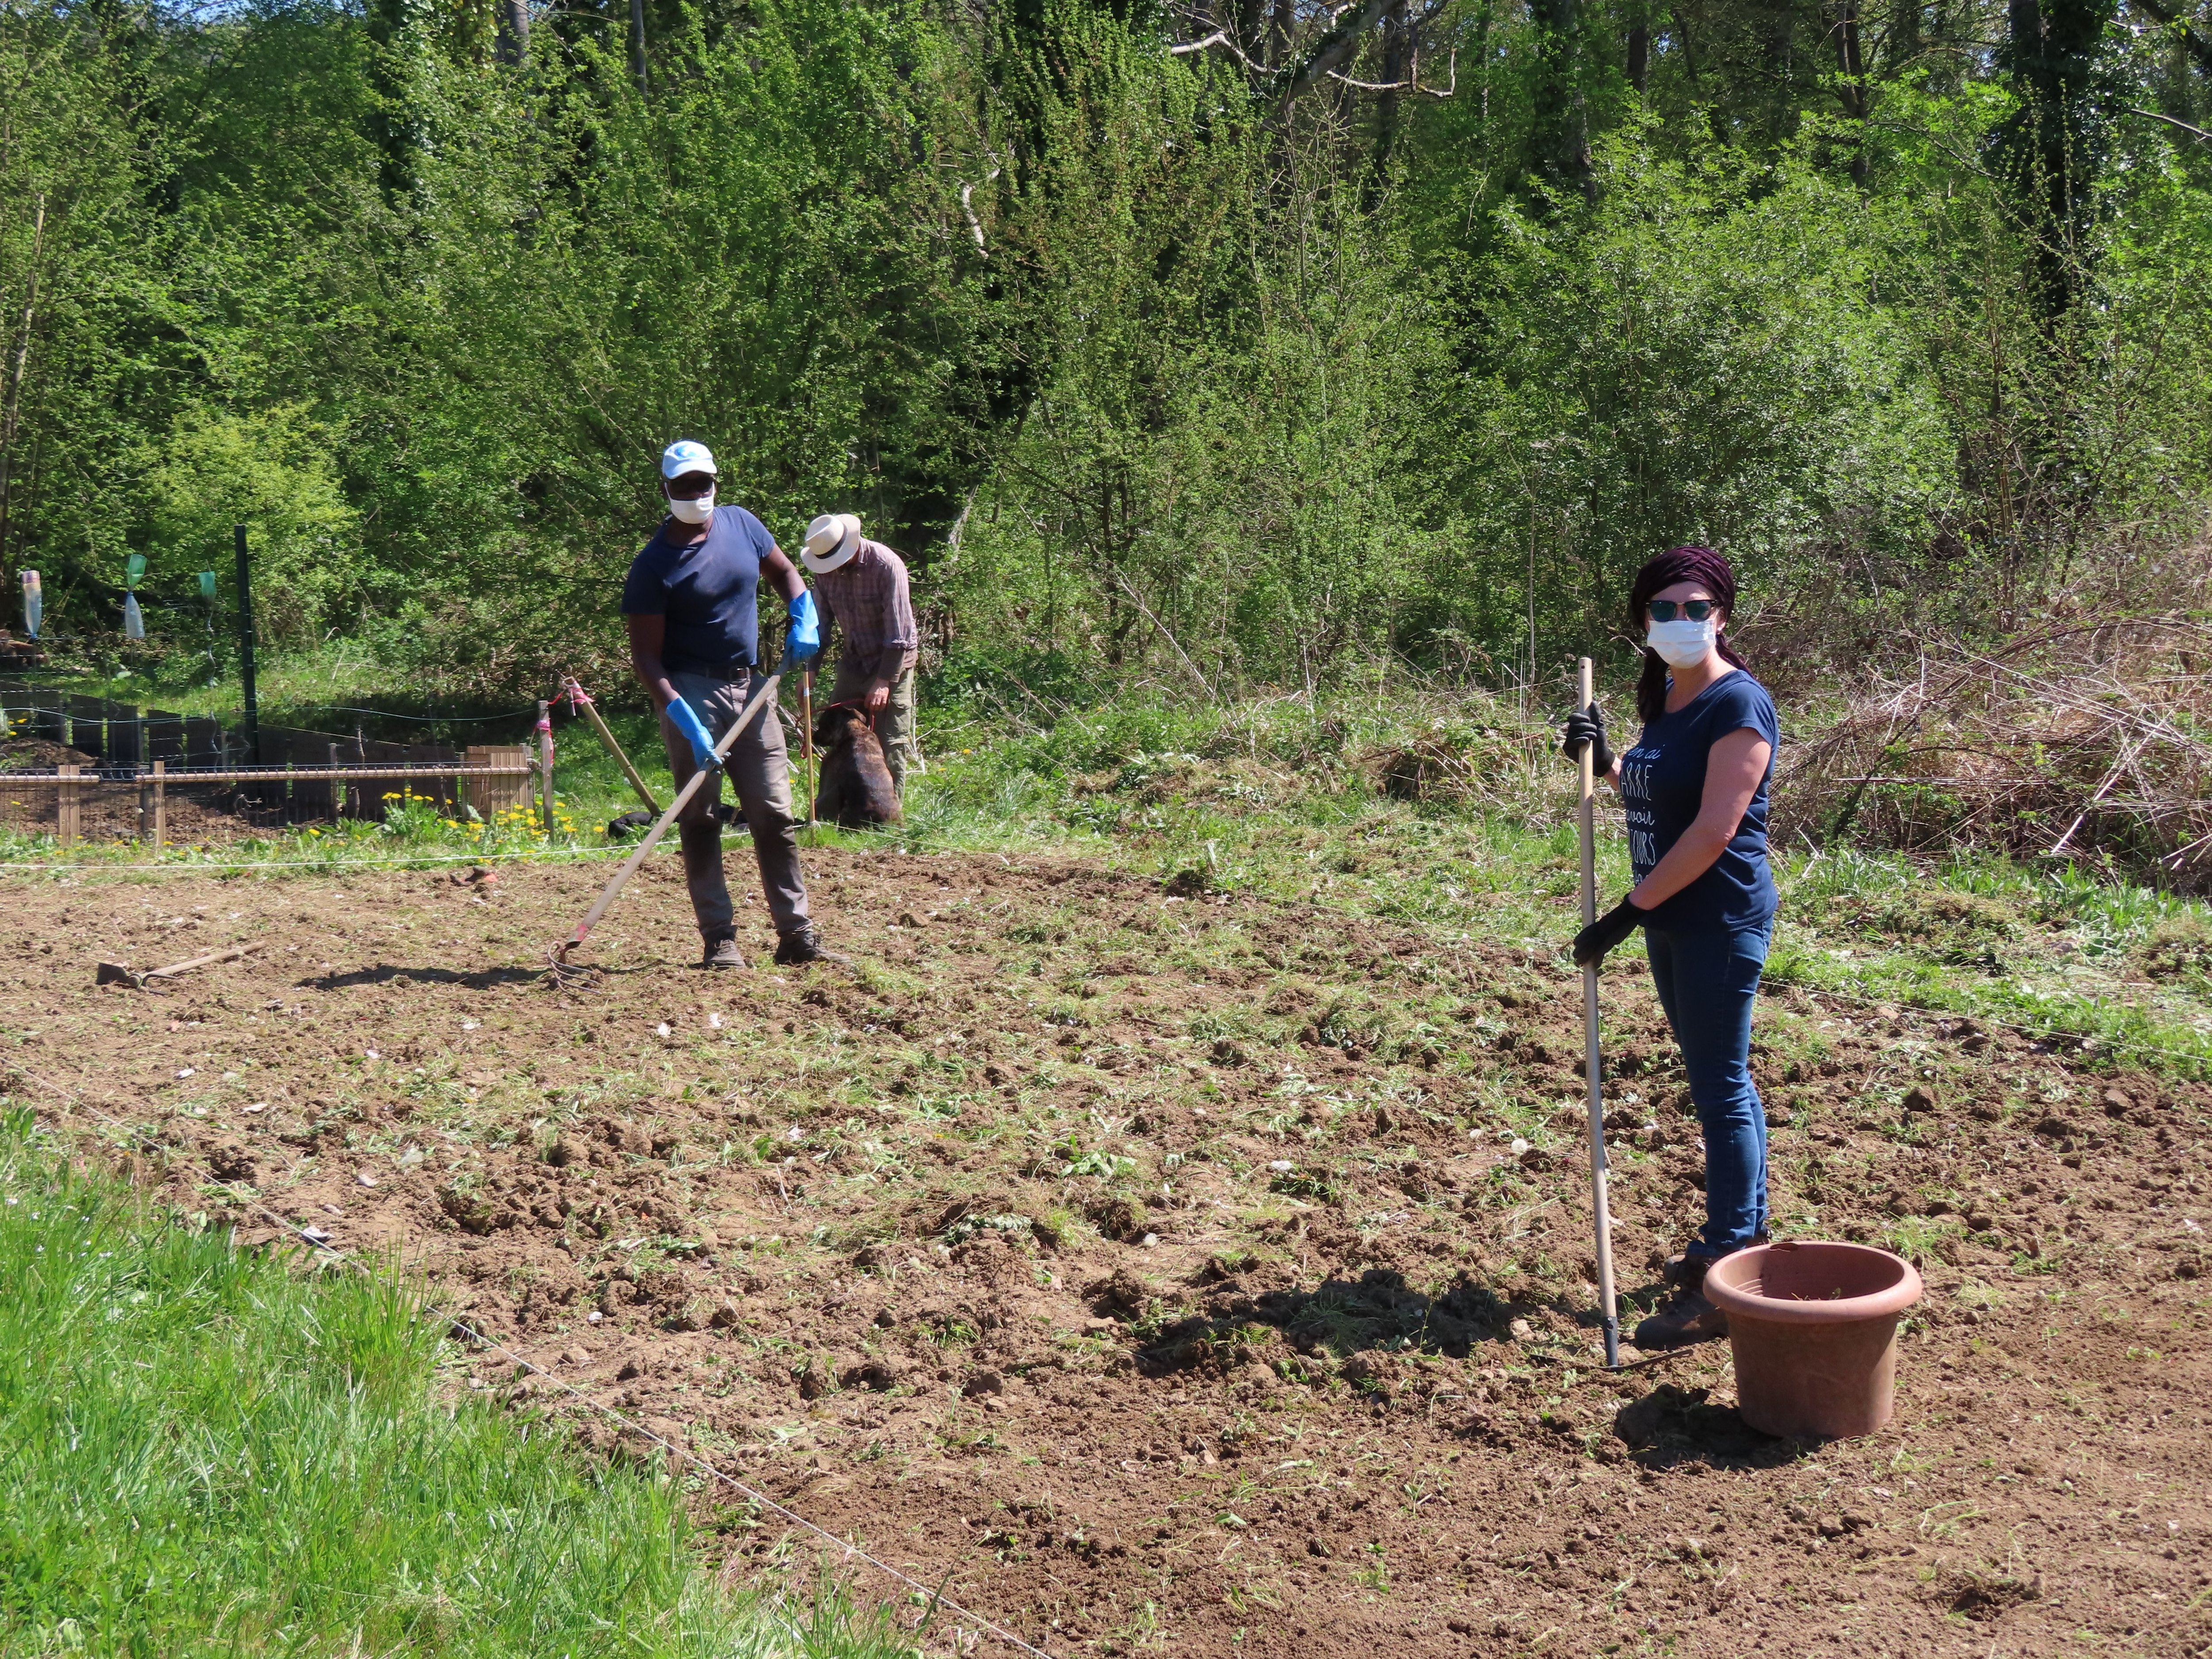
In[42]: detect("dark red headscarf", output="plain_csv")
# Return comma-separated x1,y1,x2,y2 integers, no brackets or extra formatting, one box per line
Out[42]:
1629,545,1747,722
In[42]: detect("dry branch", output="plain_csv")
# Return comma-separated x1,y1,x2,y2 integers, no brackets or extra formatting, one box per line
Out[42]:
1774,615,2212,889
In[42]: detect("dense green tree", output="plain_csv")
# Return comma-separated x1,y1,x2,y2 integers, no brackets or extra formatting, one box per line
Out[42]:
0,0,2204,695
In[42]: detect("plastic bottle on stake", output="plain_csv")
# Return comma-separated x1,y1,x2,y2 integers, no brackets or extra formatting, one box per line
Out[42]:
19,571,38,639
123,553,147,640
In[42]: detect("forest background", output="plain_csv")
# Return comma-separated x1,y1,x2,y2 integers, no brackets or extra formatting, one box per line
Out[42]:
4,0,2210,782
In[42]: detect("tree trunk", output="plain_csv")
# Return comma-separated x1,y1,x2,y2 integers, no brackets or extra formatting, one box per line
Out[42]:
0,195,46,571
1891,0,1923,67
1673,5,1700,83
630,0,649,96
1832,0,1869,182
1236,0,1265,60
1370,0,1411,192
1531,0,1592,200
1999,0,2118,319
496,0,529,64
366,0,422,200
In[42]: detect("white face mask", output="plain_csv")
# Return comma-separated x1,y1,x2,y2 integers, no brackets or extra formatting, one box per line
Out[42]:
667,490,715,525
1647,617,1717,667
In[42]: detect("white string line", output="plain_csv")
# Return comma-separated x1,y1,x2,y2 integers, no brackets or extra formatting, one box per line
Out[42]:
15,1064,1058,1659
0,845,658,876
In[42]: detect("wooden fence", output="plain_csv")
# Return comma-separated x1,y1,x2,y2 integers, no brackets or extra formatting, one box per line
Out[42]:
0,682,539,846
4,755,536,849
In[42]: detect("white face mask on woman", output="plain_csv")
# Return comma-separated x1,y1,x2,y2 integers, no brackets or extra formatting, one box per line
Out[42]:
668,490,716,525
1647,617,1717,667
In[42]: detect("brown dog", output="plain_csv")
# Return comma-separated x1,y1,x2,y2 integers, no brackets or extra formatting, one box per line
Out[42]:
812,702,902,828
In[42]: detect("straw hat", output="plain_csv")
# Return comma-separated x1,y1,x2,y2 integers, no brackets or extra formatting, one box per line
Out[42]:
802,513,862,575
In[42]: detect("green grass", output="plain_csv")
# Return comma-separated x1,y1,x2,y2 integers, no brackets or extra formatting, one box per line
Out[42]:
0,1110,911,1658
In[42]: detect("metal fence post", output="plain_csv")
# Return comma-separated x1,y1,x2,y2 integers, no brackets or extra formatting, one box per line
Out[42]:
235,523,261,764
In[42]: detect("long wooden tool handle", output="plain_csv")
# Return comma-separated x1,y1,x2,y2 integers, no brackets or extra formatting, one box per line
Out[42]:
147,941,261,980
556,664,785,961
799,672,815,826
568,679,661,814
1577,656,1621,1367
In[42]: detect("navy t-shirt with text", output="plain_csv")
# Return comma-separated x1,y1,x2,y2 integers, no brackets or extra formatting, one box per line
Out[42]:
619,505,775,674
1618,670,1779,933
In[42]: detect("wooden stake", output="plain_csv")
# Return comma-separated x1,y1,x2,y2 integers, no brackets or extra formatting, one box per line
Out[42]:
1577,656,1621,1367
152,760,166,850
565,679,660,814
57,762,78,849
536,700,557,838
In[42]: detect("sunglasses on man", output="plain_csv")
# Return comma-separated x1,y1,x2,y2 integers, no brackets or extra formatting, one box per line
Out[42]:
1646,599,1718,622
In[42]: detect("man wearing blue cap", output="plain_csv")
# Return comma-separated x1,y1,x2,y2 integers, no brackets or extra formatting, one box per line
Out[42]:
622,439,826,968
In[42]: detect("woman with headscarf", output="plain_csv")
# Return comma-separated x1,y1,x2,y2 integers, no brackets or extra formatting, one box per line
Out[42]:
1559,546,1779,1348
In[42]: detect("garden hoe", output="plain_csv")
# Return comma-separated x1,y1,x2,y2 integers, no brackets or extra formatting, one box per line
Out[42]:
1576,656,1623,1367
551,649,791,972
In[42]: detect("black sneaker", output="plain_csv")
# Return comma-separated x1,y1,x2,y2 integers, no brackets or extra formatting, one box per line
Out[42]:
772,927,825,967
702,933,744,969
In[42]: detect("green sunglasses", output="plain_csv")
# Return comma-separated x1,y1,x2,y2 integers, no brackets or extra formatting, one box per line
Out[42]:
1646,599,1717,622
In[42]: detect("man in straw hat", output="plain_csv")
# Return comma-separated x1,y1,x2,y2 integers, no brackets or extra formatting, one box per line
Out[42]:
800,513,920,798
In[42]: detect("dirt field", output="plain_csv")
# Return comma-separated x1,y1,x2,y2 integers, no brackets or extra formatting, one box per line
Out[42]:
4,846,2208,1658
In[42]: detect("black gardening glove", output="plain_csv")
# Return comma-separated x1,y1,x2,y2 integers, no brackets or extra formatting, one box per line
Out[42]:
1573,895,1647,966
1560,700,1613,777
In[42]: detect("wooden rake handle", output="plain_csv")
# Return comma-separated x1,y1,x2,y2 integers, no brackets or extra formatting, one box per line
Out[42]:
565,678,661,815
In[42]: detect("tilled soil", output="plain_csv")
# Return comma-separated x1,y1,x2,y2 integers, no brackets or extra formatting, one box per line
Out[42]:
3,846,2208,1658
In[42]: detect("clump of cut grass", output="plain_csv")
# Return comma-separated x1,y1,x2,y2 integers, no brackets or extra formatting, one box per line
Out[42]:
0,1111,910,1658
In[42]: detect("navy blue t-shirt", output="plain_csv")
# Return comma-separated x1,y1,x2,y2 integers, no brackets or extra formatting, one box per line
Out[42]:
619,505,775,674
1618,670,1779,933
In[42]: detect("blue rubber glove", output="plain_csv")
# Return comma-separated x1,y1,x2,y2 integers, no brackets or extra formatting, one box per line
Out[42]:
666,697,718,771
787,590,822,664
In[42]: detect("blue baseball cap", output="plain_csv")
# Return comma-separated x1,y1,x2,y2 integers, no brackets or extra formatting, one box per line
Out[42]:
660,439,717,480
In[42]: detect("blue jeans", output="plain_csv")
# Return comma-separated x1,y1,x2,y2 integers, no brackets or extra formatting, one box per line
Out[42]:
1644,921,1772,1259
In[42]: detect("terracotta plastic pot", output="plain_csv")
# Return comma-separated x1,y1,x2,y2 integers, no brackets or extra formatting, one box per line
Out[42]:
1704,1240,1924,1440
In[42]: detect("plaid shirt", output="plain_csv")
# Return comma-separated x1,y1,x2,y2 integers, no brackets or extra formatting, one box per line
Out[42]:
814,538,918,684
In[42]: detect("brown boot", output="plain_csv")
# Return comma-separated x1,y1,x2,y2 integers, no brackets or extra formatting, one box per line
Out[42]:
702,932,744,969
1633,1258,1729,1349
